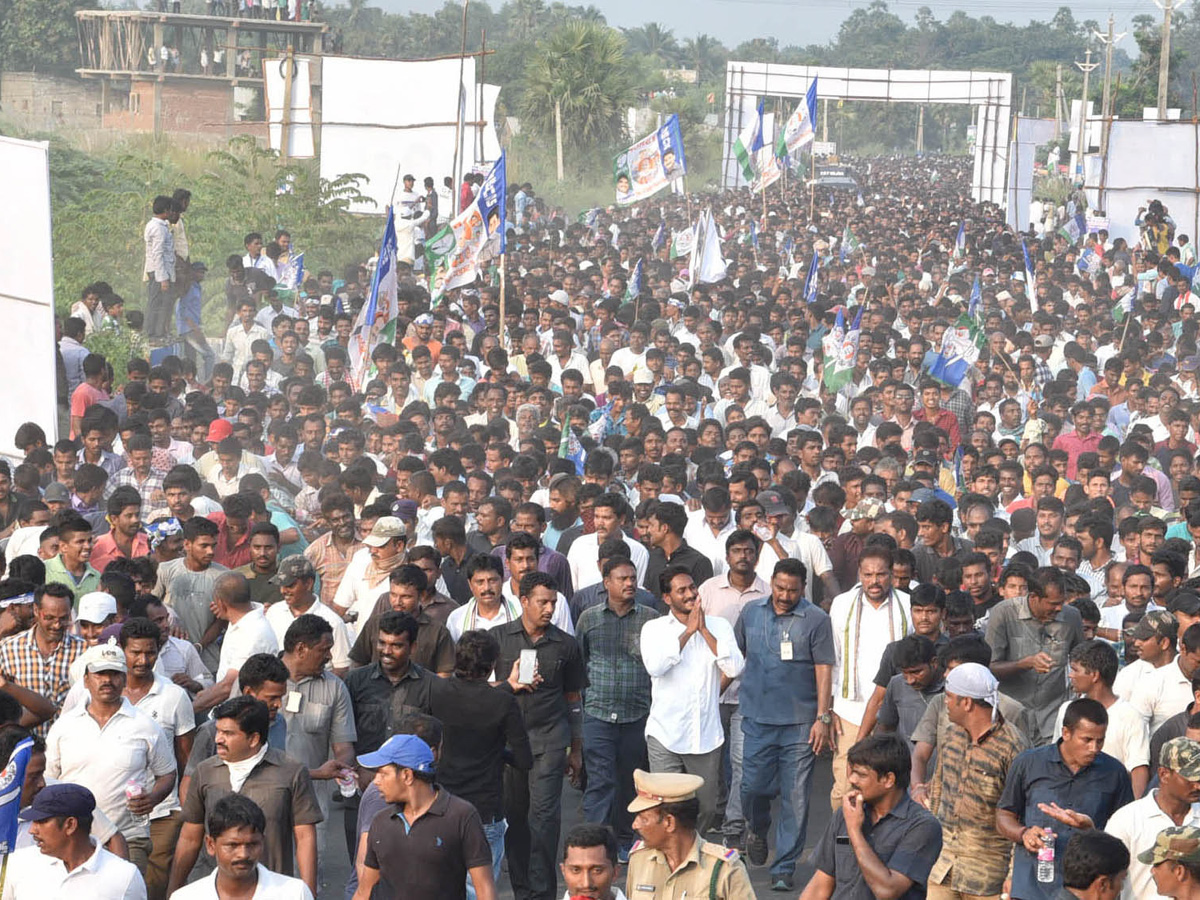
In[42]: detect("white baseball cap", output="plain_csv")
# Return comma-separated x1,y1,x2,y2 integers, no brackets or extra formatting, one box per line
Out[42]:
77,592,117,625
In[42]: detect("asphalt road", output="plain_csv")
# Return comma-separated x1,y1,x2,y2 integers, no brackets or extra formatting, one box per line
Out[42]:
319,758,836,899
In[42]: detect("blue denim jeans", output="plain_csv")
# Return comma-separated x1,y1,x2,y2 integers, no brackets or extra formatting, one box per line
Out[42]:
582,714,648,848
466,817,508,900
740,719,816,878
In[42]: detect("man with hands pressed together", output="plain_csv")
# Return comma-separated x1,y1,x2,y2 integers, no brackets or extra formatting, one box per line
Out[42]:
641,565,745,835
495,570,587,900
800,733,943,900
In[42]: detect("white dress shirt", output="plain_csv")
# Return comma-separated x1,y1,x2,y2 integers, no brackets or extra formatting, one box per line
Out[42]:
331,547,389,628
641,612,745,755
1113,658,1155,701
566,532,648,592
1,841,146,900
683,511,737,577
217,606,279,682
1129,656,1195,735
155,635,214,689
266,599,353,671
169,864,313,900
829,587,913,725
1106,790,1200,900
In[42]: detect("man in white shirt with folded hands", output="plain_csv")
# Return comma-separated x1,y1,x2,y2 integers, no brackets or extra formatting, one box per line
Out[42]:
640,565,744,835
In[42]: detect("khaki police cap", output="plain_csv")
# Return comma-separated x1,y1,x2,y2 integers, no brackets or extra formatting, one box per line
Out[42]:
627,769,705,813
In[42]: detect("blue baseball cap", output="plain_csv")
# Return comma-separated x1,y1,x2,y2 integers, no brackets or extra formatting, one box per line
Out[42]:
356,734,435,773
20,783,96,821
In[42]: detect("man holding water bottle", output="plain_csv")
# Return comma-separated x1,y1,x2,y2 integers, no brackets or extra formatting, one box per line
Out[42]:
997,698,1133,900
43,642,178,876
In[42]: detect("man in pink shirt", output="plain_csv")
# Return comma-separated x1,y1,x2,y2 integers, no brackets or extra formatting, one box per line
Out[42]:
69,353,110,439
89,486,150,572
1052,402,1102,479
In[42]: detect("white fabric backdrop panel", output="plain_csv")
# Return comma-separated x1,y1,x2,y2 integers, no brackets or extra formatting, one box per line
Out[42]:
323,57,473,127
321,57,479,214
1006,118,1058,233
263,56,315,159
0,136,58,455
1097,121,1200,246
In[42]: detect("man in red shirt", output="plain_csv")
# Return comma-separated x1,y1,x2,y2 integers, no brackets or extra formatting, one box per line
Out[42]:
912,379,961,455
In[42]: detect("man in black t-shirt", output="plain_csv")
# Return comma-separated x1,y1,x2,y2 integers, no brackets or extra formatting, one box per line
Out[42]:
354,734,495,900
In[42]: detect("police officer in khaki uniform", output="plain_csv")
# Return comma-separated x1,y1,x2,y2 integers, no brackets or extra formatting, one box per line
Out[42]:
625,769,757,900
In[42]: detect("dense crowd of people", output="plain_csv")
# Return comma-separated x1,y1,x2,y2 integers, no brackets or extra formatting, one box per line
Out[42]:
20,153,1200,900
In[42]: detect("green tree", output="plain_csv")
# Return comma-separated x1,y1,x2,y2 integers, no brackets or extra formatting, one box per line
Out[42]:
521,20,633,154
0,0,90,74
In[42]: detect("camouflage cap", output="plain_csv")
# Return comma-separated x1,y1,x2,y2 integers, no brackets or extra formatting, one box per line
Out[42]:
1138,825,1200,866
1160,738,1200,780
1130,610,1179,642
269,555,316,586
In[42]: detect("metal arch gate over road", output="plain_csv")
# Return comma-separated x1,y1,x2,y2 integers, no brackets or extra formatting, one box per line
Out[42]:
721,61,1013,205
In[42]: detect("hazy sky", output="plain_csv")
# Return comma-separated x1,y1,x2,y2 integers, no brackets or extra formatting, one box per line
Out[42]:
373,0,1150,50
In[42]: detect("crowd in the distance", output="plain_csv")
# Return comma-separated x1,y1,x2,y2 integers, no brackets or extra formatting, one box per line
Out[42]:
18,156,1200,900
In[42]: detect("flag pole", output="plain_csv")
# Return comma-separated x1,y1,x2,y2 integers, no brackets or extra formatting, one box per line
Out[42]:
388,162,403,209
498,253,507,352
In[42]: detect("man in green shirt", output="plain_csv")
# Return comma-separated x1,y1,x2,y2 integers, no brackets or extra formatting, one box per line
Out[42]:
43,513,102,601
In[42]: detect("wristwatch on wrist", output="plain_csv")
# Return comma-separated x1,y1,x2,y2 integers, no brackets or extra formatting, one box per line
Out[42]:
818,712,833,725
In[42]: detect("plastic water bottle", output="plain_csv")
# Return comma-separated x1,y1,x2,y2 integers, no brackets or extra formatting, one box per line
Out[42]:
336,770,358,798
125,778,149,826
1037,828,1055,883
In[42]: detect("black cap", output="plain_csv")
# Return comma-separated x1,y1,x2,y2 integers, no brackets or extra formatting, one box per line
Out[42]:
19,783,96,821
1171,593,1200,617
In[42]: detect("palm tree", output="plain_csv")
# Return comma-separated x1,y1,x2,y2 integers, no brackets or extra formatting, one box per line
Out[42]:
624,22,679,64
682,33,726,80
522,20,632,152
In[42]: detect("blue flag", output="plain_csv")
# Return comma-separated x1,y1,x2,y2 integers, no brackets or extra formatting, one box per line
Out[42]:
626,258,643,301
954,222,966,258
0,736,33,854
969,276,981,318
804,252,820,303
652,221,666,251
1022,240,1038,311
749,220,758,250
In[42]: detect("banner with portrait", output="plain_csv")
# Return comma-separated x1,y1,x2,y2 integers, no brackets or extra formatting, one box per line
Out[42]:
613,115,687,206
428,153,507,301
